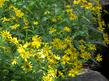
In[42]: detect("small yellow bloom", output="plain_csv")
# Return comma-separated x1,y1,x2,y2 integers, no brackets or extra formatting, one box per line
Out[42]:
43,44,52,56
103,33,109,44
73,60,83,69
96,54,102,62
0,30,12,39
22,61,33,71
11,24,20,30
11,59,18,65
63,26,71,32
48,55,57,65
98,20,105,32
73,0,81,5
81,2,93,9
33,21,39,25
43,74,54,81
66,9,72,13
1,17,10,22
31,35,42,48
13,7,24,18
80,52,91,60
69,13,77,20
66,5,71,8
17,46,30,60
10,37,19,45
23,18,29,26
88,44,96,50
68,68,79,77
23,42,30,48
49,27,56,34
79,44,86,52
48,68,57,77
61,55,70,64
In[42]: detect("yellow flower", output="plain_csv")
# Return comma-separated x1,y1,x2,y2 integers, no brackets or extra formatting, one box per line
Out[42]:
98,20,105,32
11,24,20,30
92,6,102,12
96,54,102,62
64,47,78,61
69,13,77,20
54,55,60,60
64,36,72,47
49,27,56,34
36,49,46,59
79,44,86,52
10,37,19,45
48,55,57,65
88,44,96,50
63,26,71,32
0,0,5,7
58,71,64,77
1,17,10,22
68,68,79,77
61,55,70,64
81,2,93,9
48,68,57,77
11,59,18,65
22,61,33,71
17,46,30,60
23,42,30,48
43,44,52,56
13,7,24,18
33,21,39,25
0,30,12,39
66,5,71,8
73,60,83,69
43,74,54,81
73,0,81,5
66,9,72,13
103,33,109,44
80,52,91,60
23,18,29,26
31,35,42,48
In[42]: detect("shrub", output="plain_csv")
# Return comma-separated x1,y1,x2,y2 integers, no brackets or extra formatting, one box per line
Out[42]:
0,0,108,81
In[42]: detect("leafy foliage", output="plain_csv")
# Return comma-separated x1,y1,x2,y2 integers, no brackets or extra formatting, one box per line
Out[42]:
0,0,107,81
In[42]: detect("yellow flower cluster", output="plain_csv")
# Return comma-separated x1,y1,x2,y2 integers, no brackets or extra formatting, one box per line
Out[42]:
52,38,66,49
0,0,104,81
